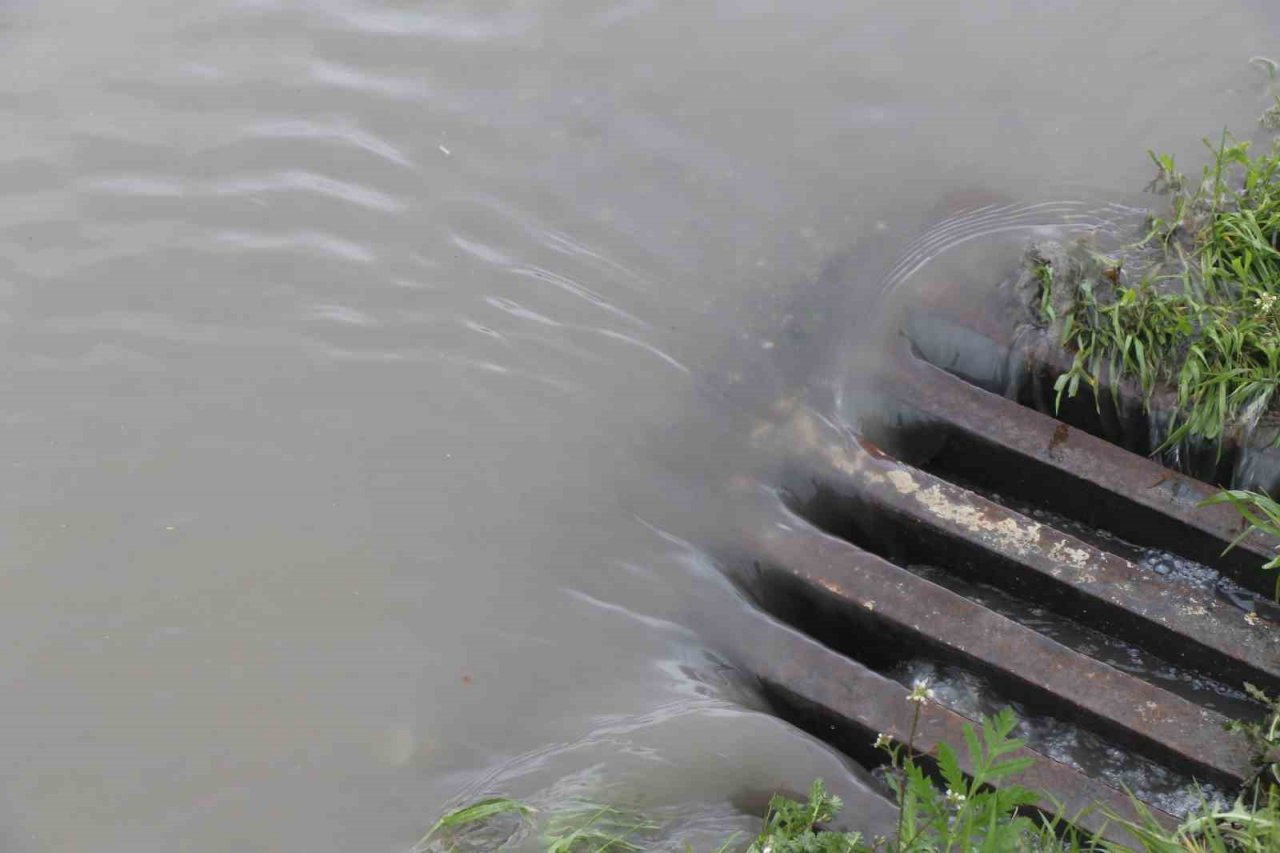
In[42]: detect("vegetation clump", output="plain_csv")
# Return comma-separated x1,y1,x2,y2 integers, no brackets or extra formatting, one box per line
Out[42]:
1027,133,1280,452
744,779,863,852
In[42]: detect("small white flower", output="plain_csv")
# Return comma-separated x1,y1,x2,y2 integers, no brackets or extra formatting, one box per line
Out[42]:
1256,293,1278,313
873,732,892,750
907,678,934,705
945,788,967,807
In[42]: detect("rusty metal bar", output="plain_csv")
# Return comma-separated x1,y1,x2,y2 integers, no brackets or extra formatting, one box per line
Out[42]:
902,281,1280,490
733,491,1253,787
877,346,1279,595
767,408,1280,694
720,593,1179,844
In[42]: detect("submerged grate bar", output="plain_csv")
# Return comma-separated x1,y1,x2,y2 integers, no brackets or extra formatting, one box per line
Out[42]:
732,292,1280,833
721,596,1177,845
774,420,1280,694
733,491,1252,786
877,346,1278,591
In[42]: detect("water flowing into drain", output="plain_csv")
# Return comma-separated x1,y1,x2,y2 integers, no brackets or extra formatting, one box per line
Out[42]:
710,327,1280,842
889,659,1232,818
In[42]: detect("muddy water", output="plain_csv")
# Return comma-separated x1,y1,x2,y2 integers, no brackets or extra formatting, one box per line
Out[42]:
3,1,1280,850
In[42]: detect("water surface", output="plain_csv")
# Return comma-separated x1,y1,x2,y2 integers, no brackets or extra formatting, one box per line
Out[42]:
2,1,1279,850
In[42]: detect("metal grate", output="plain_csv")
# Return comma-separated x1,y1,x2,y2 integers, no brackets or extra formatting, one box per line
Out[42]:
720,323,1280,845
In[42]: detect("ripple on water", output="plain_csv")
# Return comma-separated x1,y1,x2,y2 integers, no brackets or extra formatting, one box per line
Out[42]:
878,200,1143,298
211,228,376,263
240,118,416,169
306,58,433,102
318,2,537,42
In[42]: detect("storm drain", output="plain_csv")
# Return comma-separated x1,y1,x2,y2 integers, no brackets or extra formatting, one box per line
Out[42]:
724,332,1280,845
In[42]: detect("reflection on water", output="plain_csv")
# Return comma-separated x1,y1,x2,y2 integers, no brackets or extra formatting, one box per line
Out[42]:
1,0,1278,849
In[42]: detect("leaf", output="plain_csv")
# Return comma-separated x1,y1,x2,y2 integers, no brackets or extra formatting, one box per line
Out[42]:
985,756,1036,781
417,797,536,851
935,741,966,795
985,708,1022,755
963,723,983,775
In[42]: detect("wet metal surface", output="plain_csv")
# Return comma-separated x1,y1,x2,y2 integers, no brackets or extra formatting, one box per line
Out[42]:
737,380,1276,831
724,598,1179,845
892,327,1280,591
784,424,1280,695
735,492,1253,787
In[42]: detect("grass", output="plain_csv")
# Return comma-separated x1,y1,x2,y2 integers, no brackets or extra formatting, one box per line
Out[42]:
1199,488,1280,598
420,777,861,852
423,679,1280,851
1036,126,1280,591
543,803,662,853
1223,682,1280,789
1035,131,1280,452
414,797,536,852
1107,790,1280,851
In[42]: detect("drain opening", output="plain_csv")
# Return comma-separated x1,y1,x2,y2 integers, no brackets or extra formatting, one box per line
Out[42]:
905,414,1273,596
926,470,1280,627
888,660,1232,819
735,547,1252,791
730,339,1279,836
784,477,1276,697
894,298,1280,592
899,562,1258,717
869,348,1277,598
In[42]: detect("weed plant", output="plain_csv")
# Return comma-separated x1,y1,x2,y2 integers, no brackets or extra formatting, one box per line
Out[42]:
415,797,537,852
1200,489,1280,598
1037,133,1280,451
544,804,662,853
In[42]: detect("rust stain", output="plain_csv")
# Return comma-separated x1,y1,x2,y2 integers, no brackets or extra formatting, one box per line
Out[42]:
1047,422,1070,459
859,437,889,458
